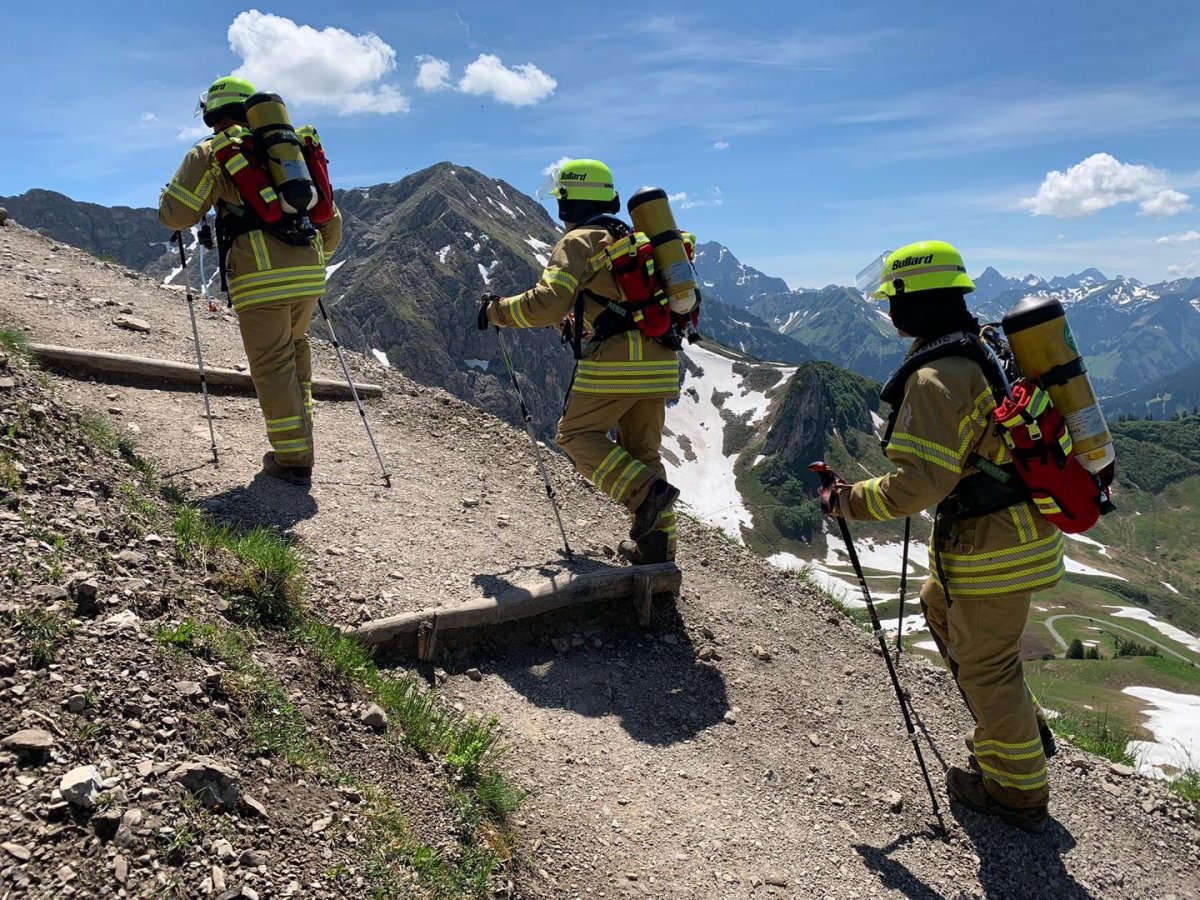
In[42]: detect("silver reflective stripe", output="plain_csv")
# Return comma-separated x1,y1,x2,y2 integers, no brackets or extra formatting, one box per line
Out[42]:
891,264,966,279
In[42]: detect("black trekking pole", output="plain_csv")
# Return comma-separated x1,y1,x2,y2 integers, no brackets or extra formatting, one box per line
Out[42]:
172,231,219,466
315,298,391,488
495,327,573,559
811,461,947,838
895,516,911,662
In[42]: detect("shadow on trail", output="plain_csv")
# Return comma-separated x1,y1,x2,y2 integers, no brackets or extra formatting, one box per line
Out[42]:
951,806,1091,899
854,833,947,900
466,564,730,746
197,474,318,535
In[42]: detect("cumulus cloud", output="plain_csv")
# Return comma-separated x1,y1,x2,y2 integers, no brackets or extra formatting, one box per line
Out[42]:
177,123,211,142
712,141,731,151
669,188,723,210
228,10,408,115
543,156,573,178
1020,153,1190,218
415,55,452,91
139,112,158,124
459,54,556,106
1166,251,1200,278
1158,230,1200,245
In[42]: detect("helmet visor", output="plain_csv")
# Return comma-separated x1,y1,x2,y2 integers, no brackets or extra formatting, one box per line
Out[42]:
194,91,208,118
537,165,567,201
855,250,893,298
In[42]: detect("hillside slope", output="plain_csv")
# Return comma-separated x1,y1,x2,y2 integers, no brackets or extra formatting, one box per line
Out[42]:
4,219,1199,898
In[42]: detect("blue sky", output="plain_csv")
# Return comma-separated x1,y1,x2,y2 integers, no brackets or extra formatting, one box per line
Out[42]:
3,0,1199,287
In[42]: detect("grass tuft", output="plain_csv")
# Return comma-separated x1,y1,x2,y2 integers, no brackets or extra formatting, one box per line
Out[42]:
0,328,29,353
81,412,119,454
0,451,20,491
1052,710,1138,766
13,607,70,668
172,507,305,629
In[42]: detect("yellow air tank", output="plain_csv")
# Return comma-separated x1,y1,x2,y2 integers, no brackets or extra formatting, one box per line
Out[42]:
1002,296,1115,473
627,187,699,314
244,93,318,216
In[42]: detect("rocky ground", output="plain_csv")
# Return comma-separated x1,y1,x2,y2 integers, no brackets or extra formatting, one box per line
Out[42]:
1,221,1198,898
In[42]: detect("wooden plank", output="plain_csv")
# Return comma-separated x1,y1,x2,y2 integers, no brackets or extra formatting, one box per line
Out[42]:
350,563,682,650
27,343,382,400
633,572,653,628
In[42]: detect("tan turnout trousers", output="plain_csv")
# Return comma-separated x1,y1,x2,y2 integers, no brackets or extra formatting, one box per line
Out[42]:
237,298,318,467
920,578,1049,809
556,393,678,558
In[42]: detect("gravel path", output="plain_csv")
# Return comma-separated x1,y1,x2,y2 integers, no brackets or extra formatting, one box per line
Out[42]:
3,224,1198,899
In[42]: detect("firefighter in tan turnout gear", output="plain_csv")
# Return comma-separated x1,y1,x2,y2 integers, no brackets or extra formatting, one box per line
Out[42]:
479,160,681,563
159,76,342,486
831,241,1063,833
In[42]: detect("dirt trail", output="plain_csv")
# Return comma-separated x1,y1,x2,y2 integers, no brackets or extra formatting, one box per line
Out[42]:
3,224,1198,899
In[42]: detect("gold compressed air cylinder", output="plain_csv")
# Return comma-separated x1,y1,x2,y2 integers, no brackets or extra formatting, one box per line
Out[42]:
1002,296,1115,473
627,187,698,313
244,93,317,215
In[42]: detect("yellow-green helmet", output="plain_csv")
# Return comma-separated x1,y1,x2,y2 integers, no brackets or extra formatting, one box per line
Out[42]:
874,240,975,298
197,76,256,126
551,159,617,203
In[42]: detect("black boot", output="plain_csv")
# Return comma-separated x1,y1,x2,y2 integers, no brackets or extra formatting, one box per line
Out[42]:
1038,719,1058,759
261,451,312,487
630,479,679,542
618,531,672,565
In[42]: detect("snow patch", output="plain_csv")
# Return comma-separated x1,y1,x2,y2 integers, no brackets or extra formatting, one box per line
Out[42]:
1065,556,1126,580
325,260,347,279
914,640,941,653
1065,532,1111,557
436,245,452,264
524,235,551,252
478,261,500,285
1106,606,1200,656
1123,686,1200,779
534,253,549,267
1161,581,1180,595
371,349,390,367
464,358,490,372
663,345,796,539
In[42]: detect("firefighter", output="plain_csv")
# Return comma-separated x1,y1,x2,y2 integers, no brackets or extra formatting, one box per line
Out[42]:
830,241,1063,833
479,159,681,563
159,76,342,487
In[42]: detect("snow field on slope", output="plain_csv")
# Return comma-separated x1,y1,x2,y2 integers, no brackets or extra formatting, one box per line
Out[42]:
663,344,795,540
1123,686,1200,779
1105,606,1200,656
371,349,390,367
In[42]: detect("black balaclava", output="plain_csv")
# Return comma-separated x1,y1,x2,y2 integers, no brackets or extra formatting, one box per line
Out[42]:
558,196,620,226
888,286,979,339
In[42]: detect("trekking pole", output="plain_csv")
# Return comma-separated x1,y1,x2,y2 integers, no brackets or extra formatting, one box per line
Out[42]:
172,231,219,466
810,461,947,837
315,298,391,488
495,327,573,559
895,516,911,662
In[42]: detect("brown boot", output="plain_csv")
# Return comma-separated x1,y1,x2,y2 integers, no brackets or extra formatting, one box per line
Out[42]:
630,479,679,542
618,531,672,566
946,766,1047,834
261,451,312,487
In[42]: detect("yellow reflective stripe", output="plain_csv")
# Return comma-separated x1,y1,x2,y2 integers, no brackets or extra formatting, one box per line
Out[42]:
627,330,644,362
165,181,206,212
977,760,1048,789
296,125,320,145
610,459,647,502
942,556,1065,587
543,268,579,291
270,438,311,452
260,186,278,204
941,531,1060,563
225,153,250,175
957,389,994,457
975,736,1042,753
1009,506,1033,543
1033,496,1062,514
577,361,679,374
862,478,890,521
265,416,303,433
248,231,271,269
229,263,328,287
888,435,962,473
940,545,1063,578
235,277,327,301
591,447,626,493
505,299,533,328
976,745,1044,761
232,286,325,310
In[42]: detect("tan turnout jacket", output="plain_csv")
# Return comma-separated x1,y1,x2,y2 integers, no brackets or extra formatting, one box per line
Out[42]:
488,225,680,399
159,126,342,311
837,343,1065,598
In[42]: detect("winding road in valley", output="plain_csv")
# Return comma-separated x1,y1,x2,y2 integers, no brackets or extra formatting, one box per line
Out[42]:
1043,614,1198,664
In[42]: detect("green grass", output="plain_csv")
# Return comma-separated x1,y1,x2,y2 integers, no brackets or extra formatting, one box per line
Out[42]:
12,607,70,668
1050,709,1137,766
173,506,305,629
0,451,20,491
0,328,29,354
1169,770,1200,818
81,412,120,454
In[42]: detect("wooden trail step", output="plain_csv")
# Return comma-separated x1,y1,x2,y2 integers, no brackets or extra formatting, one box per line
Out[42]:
350,563,683,660
26,344,382,400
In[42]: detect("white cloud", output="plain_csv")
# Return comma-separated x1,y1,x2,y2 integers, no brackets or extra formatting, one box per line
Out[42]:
543,156,573,178
669,188,723,210
1139,189,1192,218
414,55,452,91
712,141,731,151
1158,230,1200,245
177,123,211,142
139,112,158,125
1166,251,1200,278
458,54,556,107
227,10,408,115
1020,153,1190,219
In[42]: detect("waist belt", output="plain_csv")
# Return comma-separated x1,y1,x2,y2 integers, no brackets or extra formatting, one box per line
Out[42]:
937,462,1030,521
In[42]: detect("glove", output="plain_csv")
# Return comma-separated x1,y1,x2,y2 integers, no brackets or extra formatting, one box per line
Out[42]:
477,293,501,331
198,221,215,250
808,461,847,517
